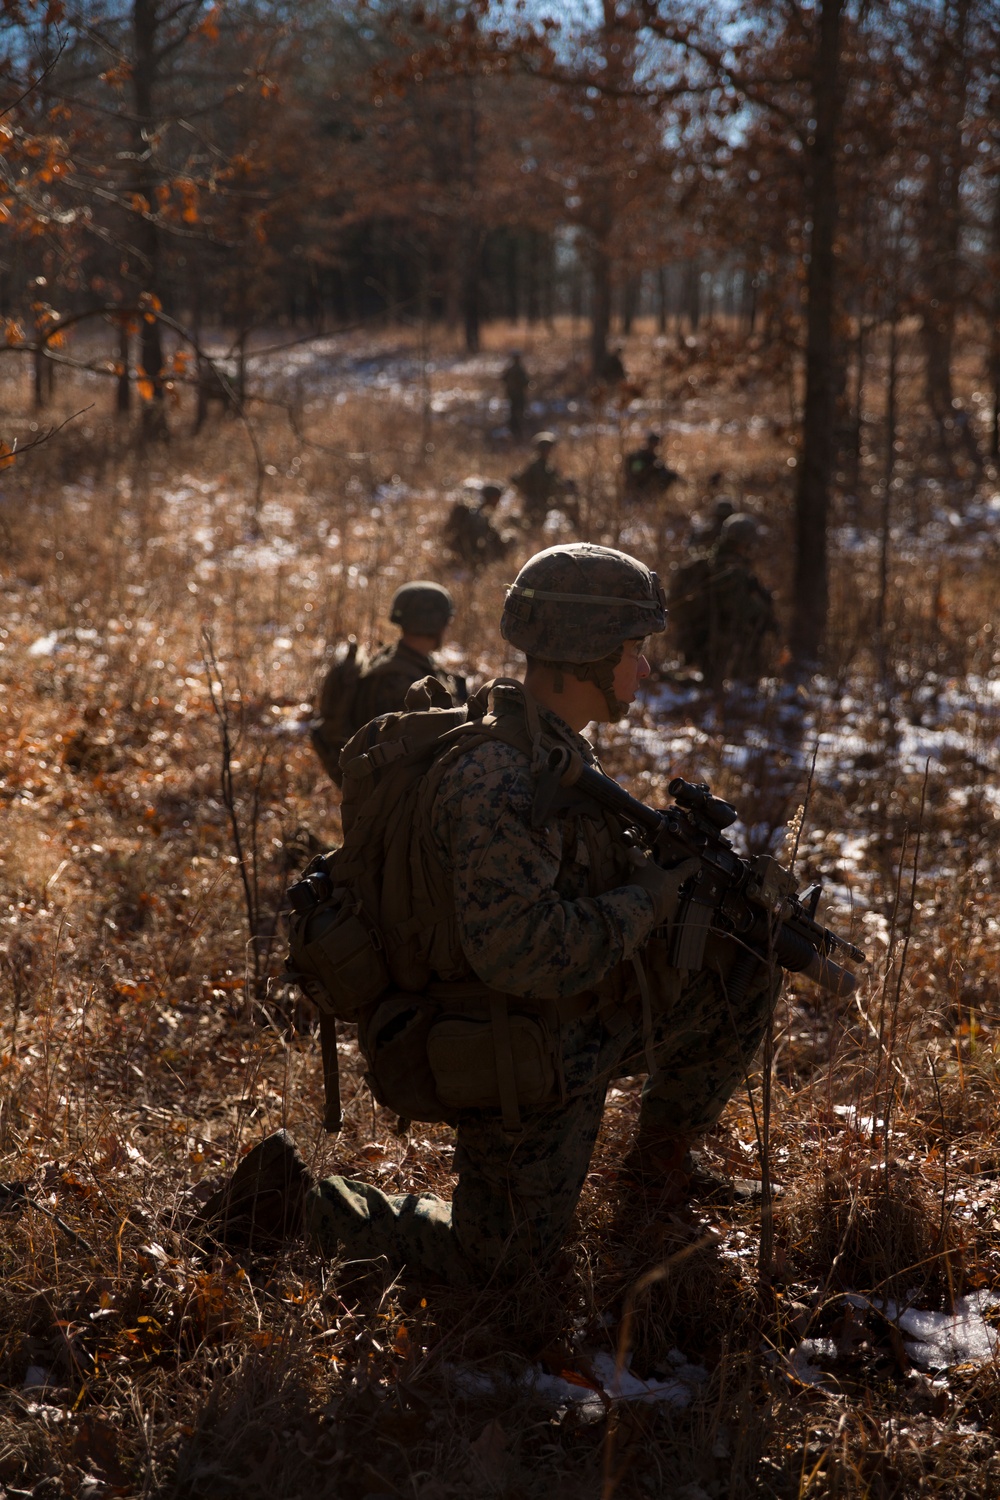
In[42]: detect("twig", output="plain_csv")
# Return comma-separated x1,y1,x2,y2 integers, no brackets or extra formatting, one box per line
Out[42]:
201,631,263,997
881,760,929,1160
927,1053,955,1311
1,1182,95,1256
602,1235,718,1500
2,404,94,461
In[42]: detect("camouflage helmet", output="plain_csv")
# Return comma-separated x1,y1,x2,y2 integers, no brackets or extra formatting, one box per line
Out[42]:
501,543,666,664
389,580,454,634
532,431,557,449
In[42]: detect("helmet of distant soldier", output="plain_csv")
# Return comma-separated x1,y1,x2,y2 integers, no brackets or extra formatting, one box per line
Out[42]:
480,482,503,505
713,496,737,522
389,581,455,635
718,513,761,551
501,545,665,718
532,431,557,449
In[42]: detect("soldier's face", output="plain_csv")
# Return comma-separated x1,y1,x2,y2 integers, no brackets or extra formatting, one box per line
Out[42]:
613,639,650,709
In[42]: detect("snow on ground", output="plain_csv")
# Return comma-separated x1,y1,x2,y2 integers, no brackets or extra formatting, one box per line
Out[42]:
447,1347,708,1420
788,1292,1000,1389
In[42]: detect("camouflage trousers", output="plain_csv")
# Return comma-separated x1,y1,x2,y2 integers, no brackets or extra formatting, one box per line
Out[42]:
305,944,780,1287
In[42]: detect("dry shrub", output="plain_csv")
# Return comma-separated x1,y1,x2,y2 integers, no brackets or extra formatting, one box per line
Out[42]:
776,1152,955,1302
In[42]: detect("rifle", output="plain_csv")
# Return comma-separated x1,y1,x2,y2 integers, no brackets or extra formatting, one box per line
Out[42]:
534,747,866,999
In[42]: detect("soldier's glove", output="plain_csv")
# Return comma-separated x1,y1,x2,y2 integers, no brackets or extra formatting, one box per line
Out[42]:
627,855,701,929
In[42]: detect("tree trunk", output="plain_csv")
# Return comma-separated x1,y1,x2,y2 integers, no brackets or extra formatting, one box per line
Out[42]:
684,257,701,334
790,0,844,668
918,0,979,473
133,0,168,442
877,314,898,648
589,238,612,376
462,227,481,354
621,274,639,334
991,172,1000,461
115,320,131,416
656,266,668,334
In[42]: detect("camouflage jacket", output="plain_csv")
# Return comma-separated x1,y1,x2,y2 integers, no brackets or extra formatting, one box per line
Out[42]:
510,456,568,519
426,685,656,1001
352,641,465,730
442,502,508,566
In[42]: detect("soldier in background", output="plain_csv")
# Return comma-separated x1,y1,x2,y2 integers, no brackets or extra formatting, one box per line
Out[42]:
669,513,777,687
442,483,512,568
687,495,736,548
511,432,578,528
598,345,626,383
310,582,466,785
502,352,530,439
624,431,680,501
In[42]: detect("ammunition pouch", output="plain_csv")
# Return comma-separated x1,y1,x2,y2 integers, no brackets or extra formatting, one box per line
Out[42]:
286,881,389,1020
359,993,447,1125
360,982,580,1134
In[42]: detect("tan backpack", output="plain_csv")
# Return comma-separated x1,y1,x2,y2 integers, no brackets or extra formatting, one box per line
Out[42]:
286,677,535,1128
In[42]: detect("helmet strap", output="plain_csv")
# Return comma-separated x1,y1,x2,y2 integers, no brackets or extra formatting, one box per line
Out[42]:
573,645,627,721
535,646,626,721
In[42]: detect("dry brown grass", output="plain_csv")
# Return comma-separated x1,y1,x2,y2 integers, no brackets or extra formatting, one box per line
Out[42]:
1,318,1000,1497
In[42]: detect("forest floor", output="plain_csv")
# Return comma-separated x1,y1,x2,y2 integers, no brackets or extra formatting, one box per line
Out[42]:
2,317,1000,1498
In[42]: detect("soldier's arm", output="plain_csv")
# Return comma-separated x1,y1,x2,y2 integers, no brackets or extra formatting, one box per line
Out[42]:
434,751,658,1001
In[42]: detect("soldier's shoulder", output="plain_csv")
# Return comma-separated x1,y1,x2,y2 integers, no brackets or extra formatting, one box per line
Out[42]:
361,643,395,673
435,733,534,815
369,642,428,677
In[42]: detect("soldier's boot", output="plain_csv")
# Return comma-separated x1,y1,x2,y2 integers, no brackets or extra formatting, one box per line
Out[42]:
621,1127,695,1208
623,1125,769,1208
197,1130,312,1250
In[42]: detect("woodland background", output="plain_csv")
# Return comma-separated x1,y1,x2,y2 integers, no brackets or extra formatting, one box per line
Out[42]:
2,2,1000,1498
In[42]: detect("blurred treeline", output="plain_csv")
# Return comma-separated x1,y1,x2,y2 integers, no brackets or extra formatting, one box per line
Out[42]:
1,0,999,661
0,1,996,440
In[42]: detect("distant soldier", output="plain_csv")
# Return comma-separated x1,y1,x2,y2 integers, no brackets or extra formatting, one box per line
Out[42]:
310,582,466,785
687,495,736,548
624,431,680,501
669,513,777,687
442,483,512,568
598,345,626,383
511,432,578,527
501,352,530,439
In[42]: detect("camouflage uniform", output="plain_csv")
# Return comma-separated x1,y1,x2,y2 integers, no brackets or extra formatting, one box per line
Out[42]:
502,354,529,439
312,641,465,784
598,346,626,383
306,548,779,1286
511,435,577,527
671,515,777,686
624,434,680,500
442,497,510,568
312,583,465,784
352,641,464,726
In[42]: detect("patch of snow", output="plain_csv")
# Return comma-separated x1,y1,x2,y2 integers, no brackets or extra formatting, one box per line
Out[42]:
446,1347,707,1419
28,631,61,656
787,1338,838,1386
845,1291,1000,1370
889,1292,1000,1369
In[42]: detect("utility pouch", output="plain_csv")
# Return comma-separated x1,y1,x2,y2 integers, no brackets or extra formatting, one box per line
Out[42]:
359,993,450,1125
427,995,559,1133
286,885,389,1020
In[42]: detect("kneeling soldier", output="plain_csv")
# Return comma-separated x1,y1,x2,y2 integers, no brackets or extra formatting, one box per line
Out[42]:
207,545,780,1285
